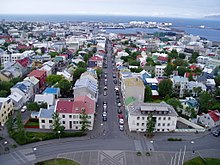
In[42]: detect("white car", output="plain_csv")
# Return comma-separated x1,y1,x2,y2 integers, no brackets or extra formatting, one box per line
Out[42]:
21,106,27,113
102,112,107,117
119,125,124,131
119,118,124,125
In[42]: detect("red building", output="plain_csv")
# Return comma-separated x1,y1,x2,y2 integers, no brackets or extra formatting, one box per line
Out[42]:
28,70,46,90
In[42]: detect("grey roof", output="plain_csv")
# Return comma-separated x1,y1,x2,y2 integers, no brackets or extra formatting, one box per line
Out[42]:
128,102,178,117
39,107,55,118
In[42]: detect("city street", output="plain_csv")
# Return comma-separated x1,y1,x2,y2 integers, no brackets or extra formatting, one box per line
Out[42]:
0,41,219,165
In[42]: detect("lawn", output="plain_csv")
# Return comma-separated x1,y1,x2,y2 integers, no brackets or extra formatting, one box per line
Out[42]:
36,158,80,165
184,157,220,165
25,121,39,127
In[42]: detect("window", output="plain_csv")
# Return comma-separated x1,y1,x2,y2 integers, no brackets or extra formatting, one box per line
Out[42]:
41,120,45,123
69,115,72,118
62,115,65,118
163,117,166,120
158,117,161,120
167,123,170,126
168,117,171,120
142,123,144,126
158,123,161,126
162,129,164,131
137,117,140,120
88,116,91,119
137,123,139,126
162,123,165,126
49,120,52,123
62,121,65,124
142,117,145,120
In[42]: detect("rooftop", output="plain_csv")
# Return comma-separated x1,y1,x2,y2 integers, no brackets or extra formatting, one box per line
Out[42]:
28,69,46,78
43,87,60,94
39,107,55,118
124,77,145,87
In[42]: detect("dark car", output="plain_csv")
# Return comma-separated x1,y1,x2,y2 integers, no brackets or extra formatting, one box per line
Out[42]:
113,79,117,84
212,129,220,137
103,116,107,121
112,74,116,78
117,107,122,114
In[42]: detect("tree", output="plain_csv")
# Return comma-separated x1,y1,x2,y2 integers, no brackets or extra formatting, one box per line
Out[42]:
168,49,178,60
16,111,25,134
173,58,188,67
214,75,220,87
144,85,152,102
6,116,14,136
56,79,72,96
83,54,90,62
188,73,194,81
46,74,63,86
146,113,155,137
158,79,173,97
95,68,102,79
73,67,86,79
48,52,59,58
80,109,90,133
130,67,143,73
192,87,202,97
179,53,186,59
125,48,131,55
52,112,65,136
146,57,155,66
77,61,87,68
26,102,40,111
177,66,187,77
164,63,176,76
166,98,182,111
198,92,215,113
189,52,199,63
0,90,8,97
128,59,140,66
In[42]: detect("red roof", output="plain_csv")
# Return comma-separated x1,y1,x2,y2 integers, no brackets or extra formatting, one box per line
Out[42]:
136,55,142,59
158,56,168,61
189,65,198,71
184,72,197,78
89,56,103,61
98,50,106,54
17,45,33,50
16,57,29,68
208,110,220,122
28,70,46,78
56,95,95,114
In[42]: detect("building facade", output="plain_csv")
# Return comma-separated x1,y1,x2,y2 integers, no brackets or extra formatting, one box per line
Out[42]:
0,98,14,126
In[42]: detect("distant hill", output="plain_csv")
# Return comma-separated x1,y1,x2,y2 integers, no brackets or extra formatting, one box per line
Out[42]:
204,15,220,20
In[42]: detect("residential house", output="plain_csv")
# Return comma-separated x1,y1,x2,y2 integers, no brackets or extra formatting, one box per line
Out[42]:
43,87,61,99
180,97,199,117
8,92,23,110
73,78,98,101
42,61,56,74
145,78,159,98
0,98,14,126
88,55,103,68
127,102,178,132
40,65,52,76
24,76,40,94
121,77,145,102
34,94,55,108
202,67,214,79
155,65,166,78
56,95,96,130
0,62,23,81
140,70,151,85
197,110,220,128
57,70,73,82
39,106,55,129
16,57,31,75
172,76,189,98
28,70,47,92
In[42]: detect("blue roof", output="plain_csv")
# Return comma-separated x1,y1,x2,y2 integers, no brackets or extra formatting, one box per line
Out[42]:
43,88,59,94
39,108,54,118
14,83,27,93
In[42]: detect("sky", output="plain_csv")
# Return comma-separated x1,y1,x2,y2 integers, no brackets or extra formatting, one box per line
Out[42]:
1,0,220,18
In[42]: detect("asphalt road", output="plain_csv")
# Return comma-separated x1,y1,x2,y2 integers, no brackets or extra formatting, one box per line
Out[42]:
0,41,219,165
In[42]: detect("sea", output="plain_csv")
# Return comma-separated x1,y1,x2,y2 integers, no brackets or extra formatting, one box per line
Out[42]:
0,14,220,42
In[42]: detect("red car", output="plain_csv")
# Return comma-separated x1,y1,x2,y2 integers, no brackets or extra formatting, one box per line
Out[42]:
118,114,124,119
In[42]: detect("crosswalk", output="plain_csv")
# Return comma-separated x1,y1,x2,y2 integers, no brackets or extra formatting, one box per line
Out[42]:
8,148,36,165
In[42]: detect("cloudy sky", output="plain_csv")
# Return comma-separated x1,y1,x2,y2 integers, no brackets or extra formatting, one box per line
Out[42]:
1,0,220,18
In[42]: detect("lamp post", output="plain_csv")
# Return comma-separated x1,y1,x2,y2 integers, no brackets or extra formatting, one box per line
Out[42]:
58,130,61,140
191,141,194,154
150,140,153,151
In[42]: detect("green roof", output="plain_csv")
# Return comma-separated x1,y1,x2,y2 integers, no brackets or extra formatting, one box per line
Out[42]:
125,97,136,106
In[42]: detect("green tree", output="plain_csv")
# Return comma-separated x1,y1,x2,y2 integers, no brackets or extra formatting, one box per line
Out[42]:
125,48,131,55
214,75,220,87
0,90,8,97
188,73,194,81
77,61,87,68
177,66,187,77
6,116,14,136
189,52,199,63
26,102,40,111
16,111,25,133
198,92,216,113
95,68,102,79
73,67,86,79
56,79,72,95
80,109,90,133
144,85,152,102
146,113,155,137
128,59,140,66
192,87,202,97
173,58,188,67
164,63,176,76
83,54,90,63
166,98,182,111
48,52,59,58
178,53,186,59
52,112,65,136
158,79,173,97
46,74,63,86
130,67,143,73
146,57,155,66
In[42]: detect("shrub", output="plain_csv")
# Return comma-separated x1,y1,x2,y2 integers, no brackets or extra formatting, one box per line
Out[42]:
168,138,182,141
136,151,142,156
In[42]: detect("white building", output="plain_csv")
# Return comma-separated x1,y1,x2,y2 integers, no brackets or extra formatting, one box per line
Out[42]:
0,98,14,126
127,102,178,132
197,110,220,128
39,106,55,129
172,76,189,98
155,65,166,77
34,94,55,108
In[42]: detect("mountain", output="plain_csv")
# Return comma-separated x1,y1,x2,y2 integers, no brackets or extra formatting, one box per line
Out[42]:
204,15,220,20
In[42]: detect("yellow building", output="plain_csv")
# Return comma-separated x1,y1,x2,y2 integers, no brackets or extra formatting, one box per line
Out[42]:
0,98,14,126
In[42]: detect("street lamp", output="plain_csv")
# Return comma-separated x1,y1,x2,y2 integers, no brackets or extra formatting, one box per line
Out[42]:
150,140,153,151
4,141,7,145
58,130,61,140
33,147,37,152
191,141,195,154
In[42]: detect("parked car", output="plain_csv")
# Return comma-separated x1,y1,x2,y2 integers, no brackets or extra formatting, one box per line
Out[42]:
103,116,107,121
112,74,116,78
117,107,122,114
104,90,107,96
119,118,124,124
104,86,107,90
212,129,220,137
118,114,124,119
103,101,107,105
113,79,117,84
102,112,107,117
21,106,27,113
117,102,121,107
104,81,107,86
119,124,124,131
